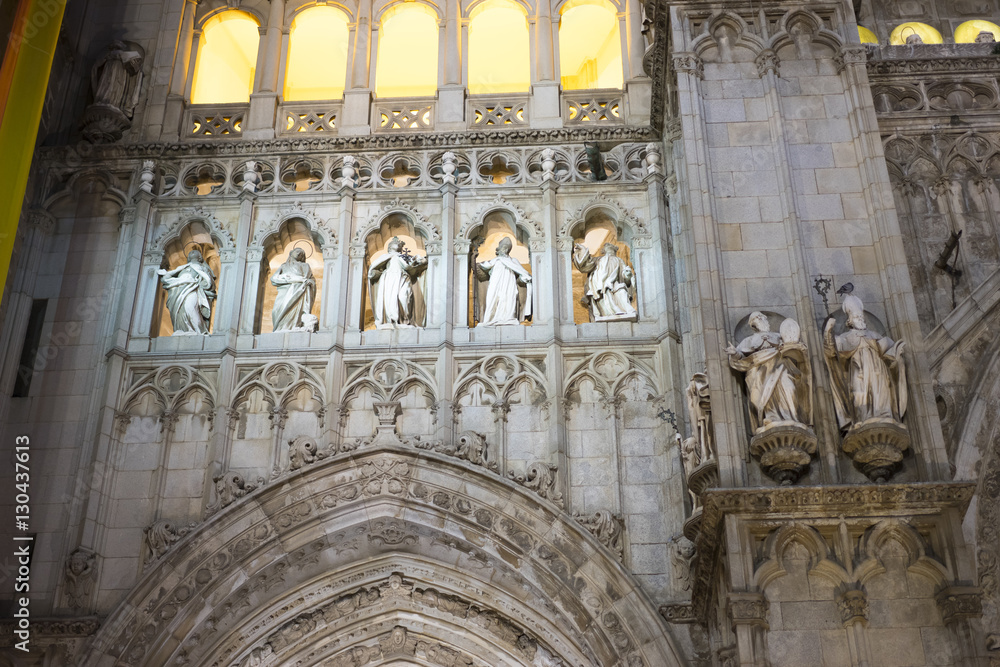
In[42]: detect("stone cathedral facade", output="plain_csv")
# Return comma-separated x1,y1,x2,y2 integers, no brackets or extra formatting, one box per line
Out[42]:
1,0,999,664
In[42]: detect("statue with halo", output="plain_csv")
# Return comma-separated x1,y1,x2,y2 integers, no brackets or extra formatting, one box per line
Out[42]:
727,311,816,484
367,237,428,328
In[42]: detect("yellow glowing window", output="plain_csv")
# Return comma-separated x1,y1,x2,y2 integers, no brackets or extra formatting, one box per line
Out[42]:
559,0,623,90
954,20,1000,43
889,22,943,45
284,6,350,101
375,3,439,98
858,26,878,44
191,11,260,104
468,0,530,95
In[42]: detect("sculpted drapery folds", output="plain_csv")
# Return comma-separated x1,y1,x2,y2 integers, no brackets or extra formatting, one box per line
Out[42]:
157,249,216,334
367,237,428,328
475,237,532,326
92,41,143,118
271,248,318,332
726,312,812,433
823,294,907,431
572,242,637,322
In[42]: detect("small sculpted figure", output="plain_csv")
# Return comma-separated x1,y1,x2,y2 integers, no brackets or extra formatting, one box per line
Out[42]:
824,294,907,431
367,237,428,328
92,41,143,117
572,242,637,321
271,248,317,332
158,249,216,334
726,312,812,432
475,237,532,326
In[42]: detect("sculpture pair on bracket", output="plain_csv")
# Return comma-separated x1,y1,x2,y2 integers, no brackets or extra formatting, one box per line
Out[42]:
726,311,816,485
726,294,908,484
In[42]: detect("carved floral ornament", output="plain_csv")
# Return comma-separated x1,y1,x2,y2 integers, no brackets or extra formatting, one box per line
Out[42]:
78,449,683,666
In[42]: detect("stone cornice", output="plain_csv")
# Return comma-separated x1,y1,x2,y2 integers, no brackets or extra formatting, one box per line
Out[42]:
687,482,976,622
0,617,100,648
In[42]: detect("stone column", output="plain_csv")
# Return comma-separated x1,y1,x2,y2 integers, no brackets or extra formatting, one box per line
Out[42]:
454,239,471,328
837,586,874,667
438,3,465,130
240,247,265,334
437,181,458,331
134,249,165,340
216,191,256,338
245,0,284,139
936,587,987,667
342,5,373,135
163,0,200,140
530,2,561,128
323,185,352,337
537,179,560,326
727,592,770,667
622,7,650,123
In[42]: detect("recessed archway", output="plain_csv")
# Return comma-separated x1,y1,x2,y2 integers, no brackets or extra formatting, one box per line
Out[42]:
81,446,684,666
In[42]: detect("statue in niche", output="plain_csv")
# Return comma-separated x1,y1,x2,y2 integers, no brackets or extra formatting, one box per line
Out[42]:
270,248,317,332
725,312,812,433
157,249,216,334
475,237,532,326
823,293,909,482
824,295,907,429
82,41,144,143
367,237,428,328
572,242,637,322
682,373,713,476
65,548,96,609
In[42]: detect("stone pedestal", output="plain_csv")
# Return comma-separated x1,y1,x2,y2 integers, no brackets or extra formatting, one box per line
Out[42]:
749,422,817,485
683,458,718,541
81,104,131,143
842,419,910,483
340,90,373,135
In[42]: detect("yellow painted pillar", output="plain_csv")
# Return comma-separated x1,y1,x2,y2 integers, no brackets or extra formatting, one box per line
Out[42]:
0,0,66,305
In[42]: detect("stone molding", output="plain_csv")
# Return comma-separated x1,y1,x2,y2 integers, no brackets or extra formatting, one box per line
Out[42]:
727,592,769,629
658,603,698,624
836,587,869,626
0,617,100,648
936,587,983,624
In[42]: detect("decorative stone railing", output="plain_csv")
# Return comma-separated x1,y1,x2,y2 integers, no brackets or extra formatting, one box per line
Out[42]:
563,90,625,125
373,100,435,132
185,104,248,137
467,96,529,129
280,102,340,134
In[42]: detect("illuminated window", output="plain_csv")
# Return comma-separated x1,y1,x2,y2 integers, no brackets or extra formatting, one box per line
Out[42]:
375,4,439,98
468,0,530,95
858,26,878,44
284,6,350,101
889,22,943,45
954,20,1000,43
559,0,623,90
191,11,260,104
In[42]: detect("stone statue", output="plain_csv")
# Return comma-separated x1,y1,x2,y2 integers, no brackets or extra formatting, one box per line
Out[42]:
682,373,714,475
367,237,428,328
728,312,816,484
271,248,317,332
83,41,144,143
572,242,637,322
143,519,192,567
726,312,812,433
65,548,96,609
157,249,216,335
475,237,532,326
823,295,907,430
975,30,997,44
669,533,696,592
823,293,909,482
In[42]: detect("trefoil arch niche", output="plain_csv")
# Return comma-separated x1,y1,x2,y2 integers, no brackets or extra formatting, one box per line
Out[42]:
362,211,430,330
466,206,534,328
152,219,225,337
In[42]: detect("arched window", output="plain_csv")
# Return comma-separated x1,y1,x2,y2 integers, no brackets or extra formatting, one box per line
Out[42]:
954,20,1000,44
284,6,351,101
191,11,260,104
558,0,623,90
889,22,943,45
468,0,530,95
375,4,439,98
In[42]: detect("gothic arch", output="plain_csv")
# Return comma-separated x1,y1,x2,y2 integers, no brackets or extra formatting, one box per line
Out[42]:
353,198,441,246
768,9,844,56
286,0,356,23
559,193,647,240
253,202,338,255
690,12,766,62
41,168,129,212
459,195,543,241
80,448,685,666
151,207,235,255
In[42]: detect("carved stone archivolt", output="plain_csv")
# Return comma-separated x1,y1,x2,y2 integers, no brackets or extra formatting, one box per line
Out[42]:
79,449,683,667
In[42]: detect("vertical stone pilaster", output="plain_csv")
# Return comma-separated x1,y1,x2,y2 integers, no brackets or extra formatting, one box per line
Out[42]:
836,586,874,667
216,191,256,338
163,0,200,140
936,587,987,667
537,179,560,326
727,591,770,667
